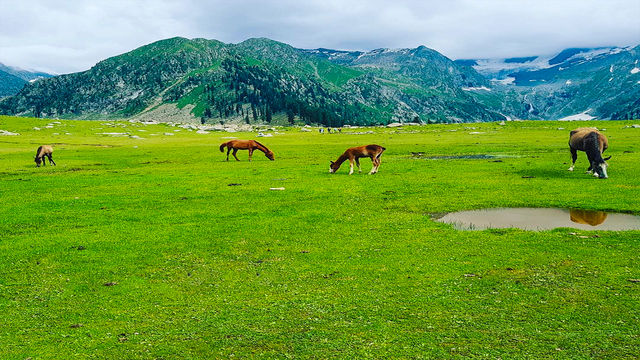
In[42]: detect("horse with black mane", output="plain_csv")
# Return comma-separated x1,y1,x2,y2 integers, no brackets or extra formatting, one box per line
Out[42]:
219,140,275,161
568,128,610,179
34,145,56,167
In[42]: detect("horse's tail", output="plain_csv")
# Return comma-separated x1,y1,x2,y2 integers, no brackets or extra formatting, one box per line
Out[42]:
377,146,386,159
219,142,228,152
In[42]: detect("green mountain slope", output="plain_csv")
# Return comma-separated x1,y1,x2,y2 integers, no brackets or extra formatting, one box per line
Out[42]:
0,69,26,97
1,38,231,118
0,37,505,124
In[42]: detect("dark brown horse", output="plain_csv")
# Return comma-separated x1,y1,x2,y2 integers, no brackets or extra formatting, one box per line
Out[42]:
330,144,385,175
568,128,610,178
219,140,275,161
34,145,56,167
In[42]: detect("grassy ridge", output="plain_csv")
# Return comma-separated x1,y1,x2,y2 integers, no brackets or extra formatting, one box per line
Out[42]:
1,115,639,358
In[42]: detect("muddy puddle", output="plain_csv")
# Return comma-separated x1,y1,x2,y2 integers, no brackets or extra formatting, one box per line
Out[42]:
411,153,517,160
435,208,640,231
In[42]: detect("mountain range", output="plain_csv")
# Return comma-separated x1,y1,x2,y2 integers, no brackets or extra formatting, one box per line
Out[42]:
0,63,52,97
1,38,638,124
457,46,640,120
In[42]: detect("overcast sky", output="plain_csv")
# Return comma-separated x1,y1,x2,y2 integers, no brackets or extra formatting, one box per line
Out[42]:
1,0,638,74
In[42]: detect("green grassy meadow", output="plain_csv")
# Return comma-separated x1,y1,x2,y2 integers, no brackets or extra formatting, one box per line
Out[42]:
1,115,639,359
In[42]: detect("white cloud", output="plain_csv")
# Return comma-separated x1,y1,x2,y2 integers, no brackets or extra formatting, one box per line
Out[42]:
1,0,638,73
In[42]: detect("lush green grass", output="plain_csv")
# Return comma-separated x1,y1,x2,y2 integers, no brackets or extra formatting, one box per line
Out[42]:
1,116,639,359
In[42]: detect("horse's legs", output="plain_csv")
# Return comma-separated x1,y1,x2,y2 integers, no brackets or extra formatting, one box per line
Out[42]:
248,148,253,162
226,147,231,161
568,148,577,171
348,159,354,175
585,153,594,174
232,149,240,161
370,157,379,174
42,156,47,166
48,154,56,166
355,158,361,172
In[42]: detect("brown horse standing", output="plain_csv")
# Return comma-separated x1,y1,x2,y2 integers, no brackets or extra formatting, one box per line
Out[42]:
34,145,56,167
330,144,385,175
219,140,275,161
568,127,610,178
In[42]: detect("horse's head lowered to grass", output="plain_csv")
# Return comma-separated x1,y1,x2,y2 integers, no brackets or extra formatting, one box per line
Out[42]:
329,160,341,173
265,149,275,161
592,155,611,179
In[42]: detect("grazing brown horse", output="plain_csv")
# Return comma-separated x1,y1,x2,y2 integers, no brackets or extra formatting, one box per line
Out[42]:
34,145,56,167
568,128,610,178
330,144,385,175
219,140,275,161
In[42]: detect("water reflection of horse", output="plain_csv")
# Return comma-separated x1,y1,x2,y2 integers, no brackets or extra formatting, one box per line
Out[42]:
568,128,610,178
219,140,275,161
570,209,608,226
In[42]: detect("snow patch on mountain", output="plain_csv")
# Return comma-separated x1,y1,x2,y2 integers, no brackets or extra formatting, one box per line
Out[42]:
490,77,515,85
470,56,553,77
559,110,595,121
462,46,628,81
462,86,491,91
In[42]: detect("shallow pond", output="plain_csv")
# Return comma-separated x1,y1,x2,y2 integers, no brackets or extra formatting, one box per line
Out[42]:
435,208,640,231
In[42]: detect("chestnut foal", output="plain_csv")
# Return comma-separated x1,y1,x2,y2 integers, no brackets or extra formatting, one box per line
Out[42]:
330,144,385,175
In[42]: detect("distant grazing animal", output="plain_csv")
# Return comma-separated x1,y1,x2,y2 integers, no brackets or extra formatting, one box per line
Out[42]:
568,128,610,178
330,144,385,175
34,145,56,167
569,209,608,226
219,140,274,161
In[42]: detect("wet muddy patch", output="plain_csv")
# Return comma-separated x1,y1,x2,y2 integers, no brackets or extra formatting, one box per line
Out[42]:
411,153,517,160
434,208,640,231
50,143,118,148
140,160,172,165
